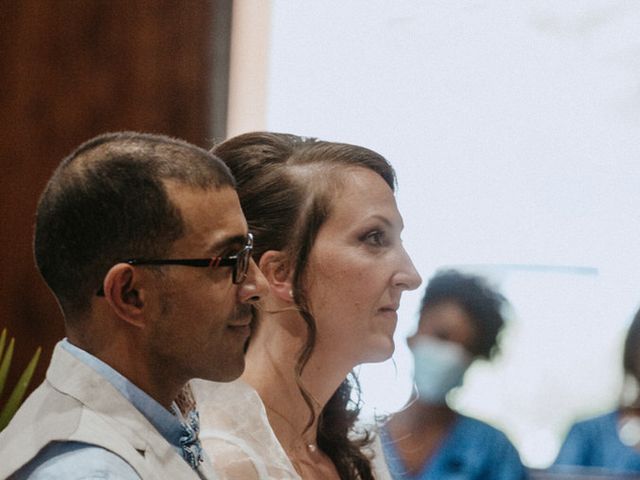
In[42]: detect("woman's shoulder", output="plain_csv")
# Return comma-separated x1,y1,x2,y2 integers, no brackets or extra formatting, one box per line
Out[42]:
561,409,619,443
454,414,520,454
456,414,509,436
191,379,301,480
191,378,266,425
570,410,618,429
452,414,526,476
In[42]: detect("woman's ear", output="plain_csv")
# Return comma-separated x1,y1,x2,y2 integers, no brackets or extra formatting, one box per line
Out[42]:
258,250,294,303
102,263,146,327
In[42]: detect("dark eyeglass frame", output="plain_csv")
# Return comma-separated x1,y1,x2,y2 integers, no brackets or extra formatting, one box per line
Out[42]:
96,233,253,296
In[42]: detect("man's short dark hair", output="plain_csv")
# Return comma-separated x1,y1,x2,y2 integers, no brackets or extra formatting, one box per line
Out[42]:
34,131,235,319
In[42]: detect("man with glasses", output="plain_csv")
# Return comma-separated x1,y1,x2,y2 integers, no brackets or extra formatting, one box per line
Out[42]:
0,132,268,479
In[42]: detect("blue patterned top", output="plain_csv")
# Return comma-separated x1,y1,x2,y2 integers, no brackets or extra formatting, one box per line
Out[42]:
554,410,640,474
381,414,527,480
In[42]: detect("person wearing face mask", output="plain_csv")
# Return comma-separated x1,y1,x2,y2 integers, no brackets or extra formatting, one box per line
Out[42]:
381,270,527,480
552,305,640,475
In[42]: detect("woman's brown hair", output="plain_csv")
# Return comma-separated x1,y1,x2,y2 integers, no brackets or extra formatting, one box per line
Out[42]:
212,131,396,479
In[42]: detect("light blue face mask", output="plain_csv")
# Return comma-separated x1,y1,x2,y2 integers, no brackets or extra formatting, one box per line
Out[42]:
410,335,472,405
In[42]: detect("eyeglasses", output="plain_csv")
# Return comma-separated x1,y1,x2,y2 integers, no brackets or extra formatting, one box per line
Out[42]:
96,233,254,296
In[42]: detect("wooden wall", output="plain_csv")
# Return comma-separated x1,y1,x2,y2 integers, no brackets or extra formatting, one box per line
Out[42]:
0,0,230,403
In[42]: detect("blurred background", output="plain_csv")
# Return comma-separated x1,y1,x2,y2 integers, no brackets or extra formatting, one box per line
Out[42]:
2,0,640,469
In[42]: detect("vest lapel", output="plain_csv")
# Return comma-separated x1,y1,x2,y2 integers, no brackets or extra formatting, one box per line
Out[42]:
47,344,220,479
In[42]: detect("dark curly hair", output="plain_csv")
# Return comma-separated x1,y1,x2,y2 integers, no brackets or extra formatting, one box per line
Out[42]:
212,131,395,480
623,306,640,377
420,269,507,359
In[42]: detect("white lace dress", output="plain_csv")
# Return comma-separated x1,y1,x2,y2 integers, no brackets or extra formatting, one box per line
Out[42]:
191,379,391,480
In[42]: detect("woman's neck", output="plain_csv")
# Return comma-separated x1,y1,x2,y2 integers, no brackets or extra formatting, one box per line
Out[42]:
241,309,352,457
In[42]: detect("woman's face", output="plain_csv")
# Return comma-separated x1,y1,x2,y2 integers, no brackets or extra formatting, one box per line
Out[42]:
305,167,422,366
409,301,477,354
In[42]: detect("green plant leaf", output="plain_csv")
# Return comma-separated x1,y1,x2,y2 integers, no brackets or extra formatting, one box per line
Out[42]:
0,328,6,363
0,346,41,431
0,337,15,398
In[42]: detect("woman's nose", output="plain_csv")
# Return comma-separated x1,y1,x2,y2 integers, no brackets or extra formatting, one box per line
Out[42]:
393,248,422,291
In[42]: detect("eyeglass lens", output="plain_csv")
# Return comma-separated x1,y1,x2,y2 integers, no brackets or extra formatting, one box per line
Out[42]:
234,245,250,284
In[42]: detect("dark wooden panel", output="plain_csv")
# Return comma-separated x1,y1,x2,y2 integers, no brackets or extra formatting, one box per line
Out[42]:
0,0,229,404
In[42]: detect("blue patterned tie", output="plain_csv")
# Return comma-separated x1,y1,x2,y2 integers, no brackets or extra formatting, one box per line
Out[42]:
179,410,204,469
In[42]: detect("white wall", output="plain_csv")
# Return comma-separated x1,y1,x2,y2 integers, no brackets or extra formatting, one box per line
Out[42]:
235,0,640,467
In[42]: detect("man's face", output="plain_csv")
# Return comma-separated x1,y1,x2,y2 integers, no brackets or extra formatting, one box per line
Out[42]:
146,183,267,384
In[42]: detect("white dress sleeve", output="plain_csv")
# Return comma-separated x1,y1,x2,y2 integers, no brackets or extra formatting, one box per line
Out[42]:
191,379,301,480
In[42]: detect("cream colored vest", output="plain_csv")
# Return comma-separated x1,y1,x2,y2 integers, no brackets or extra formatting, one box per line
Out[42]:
0,343,219,479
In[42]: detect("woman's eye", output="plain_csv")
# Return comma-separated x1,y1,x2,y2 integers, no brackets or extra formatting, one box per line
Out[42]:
364,230,385,246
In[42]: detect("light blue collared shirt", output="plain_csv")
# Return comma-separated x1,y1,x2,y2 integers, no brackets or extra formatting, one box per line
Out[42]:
15,339,194,479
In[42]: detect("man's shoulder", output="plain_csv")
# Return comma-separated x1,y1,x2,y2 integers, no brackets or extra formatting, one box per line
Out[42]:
0,379,85,478
13,442,140,480
1,345,219,480
1,378,84,440
0,368,146,477
1,378,159,479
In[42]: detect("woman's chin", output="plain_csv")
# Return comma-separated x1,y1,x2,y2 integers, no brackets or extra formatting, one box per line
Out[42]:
360,336,395,364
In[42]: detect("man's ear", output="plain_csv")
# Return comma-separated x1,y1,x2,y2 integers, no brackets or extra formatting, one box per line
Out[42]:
258,250,294,303
102,263,146,327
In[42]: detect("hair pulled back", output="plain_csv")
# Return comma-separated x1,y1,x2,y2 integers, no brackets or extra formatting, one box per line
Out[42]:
212,131,395,480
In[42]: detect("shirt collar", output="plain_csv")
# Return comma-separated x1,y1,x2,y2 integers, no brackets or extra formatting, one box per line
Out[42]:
60,338,185,448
